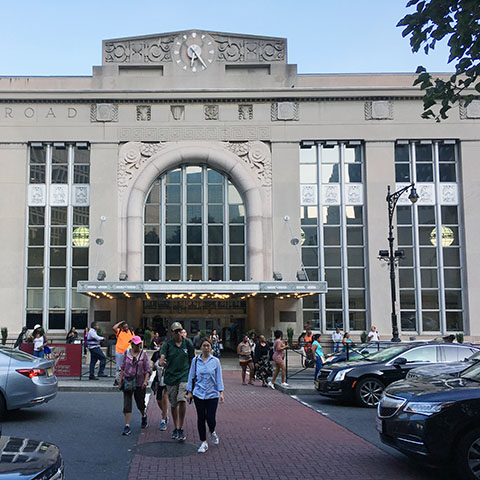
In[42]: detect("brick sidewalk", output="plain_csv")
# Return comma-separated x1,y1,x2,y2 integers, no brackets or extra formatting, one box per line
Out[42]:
128,371,424,480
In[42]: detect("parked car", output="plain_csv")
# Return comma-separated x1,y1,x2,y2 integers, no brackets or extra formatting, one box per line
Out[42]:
407,349,480,381
377,361,480,479
0,431,64,479
0,346,58,416
315,342,479,408
323,341,398,366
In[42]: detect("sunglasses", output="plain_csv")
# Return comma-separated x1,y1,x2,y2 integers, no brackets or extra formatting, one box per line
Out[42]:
173,329,182,333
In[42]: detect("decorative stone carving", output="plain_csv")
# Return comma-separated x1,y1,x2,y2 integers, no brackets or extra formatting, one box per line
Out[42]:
117,126,271,142
346,184,364,205
215,35,285,63
239,104,253,120
364,101,393,120
322,184,341,205
300,185,317,205
170,105,185,121
440,184,458,205
72,185,90,206
397,183,435,206
271,102,299,121
459,100,480,119
28,184,46,206
50,185,68,206
104,36,174,64
204,105,219,121
136,105,151,121
90,104,119,122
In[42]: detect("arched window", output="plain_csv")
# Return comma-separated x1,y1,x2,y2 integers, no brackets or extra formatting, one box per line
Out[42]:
143,166,246,281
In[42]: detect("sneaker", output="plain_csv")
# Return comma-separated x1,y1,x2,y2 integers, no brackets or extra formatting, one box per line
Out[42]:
210,431,219,445
141,415,148,429
89,375,98,380
122,425,131,436
281,382,289,387
160,419,167,431
267,382,275,389
177,429,186,442
197,441,208,453
171,429,179,440
113,380,118,386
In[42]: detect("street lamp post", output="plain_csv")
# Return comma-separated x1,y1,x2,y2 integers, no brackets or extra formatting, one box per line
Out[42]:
379,183,419,342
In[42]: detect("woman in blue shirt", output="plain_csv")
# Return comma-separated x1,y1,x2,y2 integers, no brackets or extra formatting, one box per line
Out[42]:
312,333,324,380
186,337,224,453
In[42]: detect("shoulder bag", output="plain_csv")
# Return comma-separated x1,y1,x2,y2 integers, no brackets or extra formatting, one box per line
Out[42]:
123,351,142,392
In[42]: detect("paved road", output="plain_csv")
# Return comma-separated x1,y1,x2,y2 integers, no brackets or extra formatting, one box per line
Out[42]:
1,391,141,480
296,393,452,479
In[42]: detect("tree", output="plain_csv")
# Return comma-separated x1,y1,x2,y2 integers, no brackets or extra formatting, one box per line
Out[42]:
398,0,480,120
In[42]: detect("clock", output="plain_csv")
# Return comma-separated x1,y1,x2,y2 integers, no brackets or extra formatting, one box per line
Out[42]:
172,31,216,72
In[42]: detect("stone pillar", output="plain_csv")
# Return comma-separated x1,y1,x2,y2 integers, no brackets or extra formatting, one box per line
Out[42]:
364,141,395,337
460,141,480,337
248,297,265,333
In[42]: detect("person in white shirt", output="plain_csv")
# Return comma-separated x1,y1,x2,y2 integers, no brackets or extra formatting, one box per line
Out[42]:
368,326,380,342
331,328,342,353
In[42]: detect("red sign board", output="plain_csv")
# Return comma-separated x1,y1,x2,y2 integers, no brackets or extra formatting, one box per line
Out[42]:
21,343,82,377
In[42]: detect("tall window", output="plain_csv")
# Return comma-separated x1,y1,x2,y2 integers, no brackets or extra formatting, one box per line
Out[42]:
26,144,90,331
395,140,463,333
300,142,367,331
144,166,246,281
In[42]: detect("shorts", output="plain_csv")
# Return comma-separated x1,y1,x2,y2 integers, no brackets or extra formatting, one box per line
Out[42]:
166,382,187,408
123,387,146,414
156,384,166,401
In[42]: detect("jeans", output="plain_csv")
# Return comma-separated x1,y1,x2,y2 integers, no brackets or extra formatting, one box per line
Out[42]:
193,396,219,442
33,350,44,359
314,356,323,381
115,351,125,380
333,342,341,353
89,347,106,376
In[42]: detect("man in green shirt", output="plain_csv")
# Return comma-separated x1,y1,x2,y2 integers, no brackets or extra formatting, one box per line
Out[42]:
160,322,194,442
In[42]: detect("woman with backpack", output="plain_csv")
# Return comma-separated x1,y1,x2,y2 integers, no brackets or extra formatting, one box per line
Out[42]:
118,335,151,436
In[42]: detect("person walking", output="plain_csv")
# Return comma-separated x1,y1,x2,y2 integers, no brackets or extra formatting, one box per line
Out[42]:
237,335,254,385
87,321,107,380
113,321,134,386
254,334,273,387
159,322,194,442
118,336,151,436
151,342,169,431
210,329,222,358
32,325,48,359
268,330,289,388
331,328,342,353
186,338,224,453
312,333,324,380
13,327,28,349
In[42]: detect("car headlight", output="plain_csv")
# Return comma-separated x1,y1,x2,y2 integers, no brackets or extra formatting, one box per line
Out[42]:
333,368,353,382
403,401,455,416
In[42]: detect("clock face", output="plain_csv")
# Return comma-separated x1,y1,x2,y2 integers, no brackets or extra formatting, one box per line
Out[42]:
172,31,216,72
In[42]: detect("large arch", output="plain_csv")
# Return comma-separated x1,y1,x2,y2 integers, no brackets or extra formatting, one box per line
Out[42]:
119,142,268,282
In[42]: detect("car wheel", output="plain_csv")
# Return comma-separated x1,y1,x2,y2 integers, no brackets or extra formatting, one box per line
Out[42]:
456,427,480,479
355,377,385,408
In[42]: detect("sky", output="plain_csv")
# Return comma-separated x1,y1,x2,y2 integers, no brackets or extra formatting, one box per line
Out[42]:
0,0,453,76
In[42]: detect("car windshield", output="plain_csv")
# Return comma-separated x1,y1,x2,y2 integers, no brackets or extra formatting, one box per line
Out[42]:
460,362,480,382
0,347,35,362
363,345,411,362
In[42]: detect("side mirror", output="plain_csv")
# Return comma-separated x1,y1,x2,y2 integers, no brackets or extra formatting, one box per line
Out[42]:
393,357,407,366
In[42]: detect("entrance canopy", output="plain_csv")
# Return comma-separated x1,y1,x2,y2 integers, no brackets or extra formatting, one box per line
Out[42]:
77,281,327,300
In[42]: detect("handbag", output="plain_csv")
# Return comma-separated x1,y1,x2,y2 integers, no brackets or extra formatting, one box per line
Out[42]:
123,351,141,392
189,356,199,403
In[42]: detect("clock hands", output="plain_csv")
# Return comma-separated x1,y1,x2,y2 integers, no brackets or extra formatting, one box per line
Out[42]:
196,54,207,69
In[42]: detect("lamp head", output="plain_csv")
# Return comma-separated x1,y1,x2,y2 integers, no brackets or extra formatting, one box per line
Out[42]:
408,185,419,204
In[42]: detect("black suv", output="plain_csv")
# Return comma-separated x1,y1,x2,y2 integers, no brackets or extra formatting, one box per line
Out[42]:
378,361,480,479
315,342,479,407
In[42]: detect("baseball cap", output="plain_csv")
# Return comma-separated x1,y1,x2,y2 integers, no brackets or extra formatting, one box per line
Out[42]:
130,336,142,345
33,324,41,330
171,322,183,331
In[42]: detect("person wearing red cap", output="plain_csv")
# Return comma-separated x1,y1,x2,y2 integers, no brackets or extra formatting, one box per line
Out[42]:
118,335,151,436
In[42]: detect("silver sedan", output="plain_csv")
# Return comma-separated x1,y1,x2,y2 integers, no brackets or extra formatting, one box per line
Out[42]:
0,347,58,416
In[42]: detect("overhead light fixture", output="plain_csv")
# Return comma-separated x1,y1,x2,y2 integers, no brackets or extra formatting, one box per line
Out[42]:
296,270,308,281
273,272,283,281
97,270,106,281
119,271,128,281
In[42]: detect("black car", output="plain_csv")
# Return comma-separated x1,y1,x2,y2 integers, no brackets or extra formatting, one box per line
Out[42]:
378,361,480,479
315,342,479,407
323,341,396,366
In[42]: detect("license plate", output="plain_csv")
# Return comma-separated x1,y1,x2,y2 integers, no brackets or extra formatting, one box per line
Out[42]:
375,417,383,434
47,368,53,377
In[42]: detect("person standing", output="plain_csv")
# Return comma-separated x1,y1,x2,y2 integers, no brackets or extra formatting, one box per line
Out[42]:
32,325,48,359
331,328,342,353
66,327,78,344
113,321,134,386
368,326,380,342
237,335,254,385
87,321,107,380
186,338,224,453
159,322,194,442
151,342,169,431
13,327,28,349
312,334,324,380
192,330,202,353
210,329,222,358
118,336,151,436
268,330,289,388
254,335,273,387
